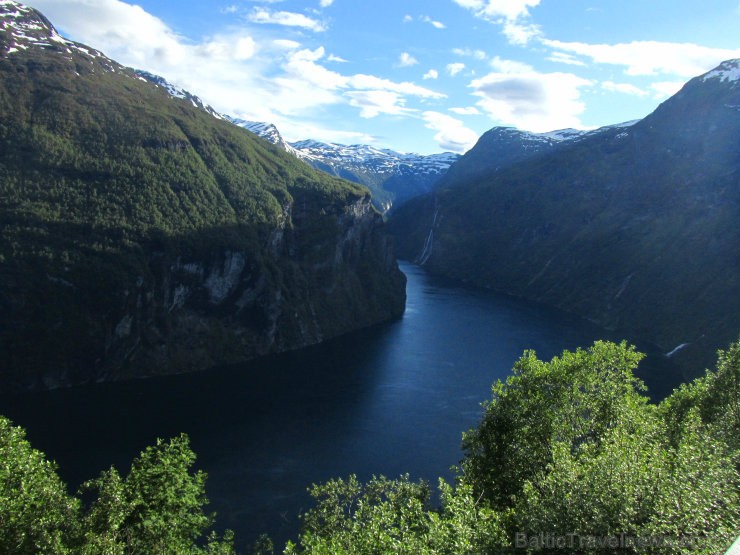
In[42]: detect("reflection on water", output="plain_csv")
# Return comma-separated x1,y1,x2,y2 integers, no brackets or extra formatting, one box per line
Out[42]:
0,261,678,550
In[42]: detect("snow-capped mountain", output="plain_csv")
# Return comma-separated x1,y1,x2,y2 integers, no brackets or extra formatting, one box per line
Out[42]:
438,120,639,189
231,119,460,212
0,0,223,119
135,70,223,119
225,118,294,152
0,0,457,217
0,0,119,69
701,58,740,85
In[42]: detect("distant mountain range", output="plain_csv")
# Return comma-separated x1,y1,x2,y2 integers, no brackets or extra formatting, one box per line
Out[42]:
390,59,740,376
130,74,460,214
0,1,405,390
230,119,460,213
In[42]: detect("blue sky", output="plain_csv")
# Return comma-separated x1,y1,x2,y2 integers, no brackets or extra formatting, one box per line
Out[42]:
26,0,740,153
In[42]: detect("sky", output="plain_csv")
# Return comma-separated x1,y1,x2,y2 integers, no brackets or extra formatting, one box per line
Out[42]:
24,0,740,154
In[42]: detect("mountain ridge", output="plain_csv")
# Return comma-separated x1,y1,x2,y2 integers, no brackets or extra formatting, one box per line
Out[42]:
230,118,460,212
0,0,406,390
129,70,461,213
389,58,740,375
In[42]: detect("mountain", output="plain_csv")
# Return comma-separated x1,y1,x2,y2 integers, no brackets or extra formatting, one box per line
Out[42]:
0,1,406,390
232,119,460,212
390,59,740,375
438,123,637,188
226,118,295,153
135,70,224,120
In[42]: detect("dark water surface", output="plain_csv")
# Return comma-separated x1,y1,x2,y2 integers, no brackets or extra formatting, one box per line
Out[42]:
0,262,679,550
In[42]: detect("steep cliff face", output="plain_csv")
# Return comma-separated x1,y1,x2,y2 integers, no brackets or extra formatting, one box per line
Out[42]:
390,60,740,375
0,2,405,390
68,194,405,389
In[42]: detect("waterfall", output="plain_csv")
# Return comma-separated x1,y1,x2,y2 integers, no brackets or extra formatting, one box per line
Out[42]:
416,200,440,266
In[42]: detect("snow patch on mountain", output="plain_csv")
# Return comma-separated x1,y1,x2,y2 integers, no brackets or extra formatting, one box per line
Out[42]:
136,71,224,119
0,0,119,72
226,118,294,152
229,119,460,212
527,120,637,144
702,58,740,85
288,137,458,175
226,119,458,176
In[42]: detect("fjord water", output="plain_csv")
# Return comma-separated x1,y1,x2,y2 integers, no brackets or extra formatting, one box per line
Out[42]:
0,262,677,549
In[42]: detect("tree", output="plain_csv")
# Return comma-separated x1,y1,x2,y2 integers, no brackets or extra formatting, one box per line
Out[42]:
285,474,506,555
0,418,234,555
0,416,80,554
462,340,740,554
660,339,740,454
461,340,647,508
80,433,235,555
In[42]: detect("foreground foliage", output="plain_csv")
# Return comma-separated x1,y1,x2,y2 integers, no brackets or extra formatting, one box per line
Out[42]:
0,425,234,555
288,340,740,554
2,340,738,554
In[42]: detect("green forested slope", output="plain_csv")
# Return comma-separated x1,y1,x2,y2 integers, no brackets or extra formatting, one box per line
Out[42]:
0,3,405,389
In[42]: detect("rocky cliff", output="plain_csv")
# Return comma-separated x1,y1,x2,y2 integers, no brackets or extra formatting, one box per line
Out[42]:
0,1,405,390
71,192,404,390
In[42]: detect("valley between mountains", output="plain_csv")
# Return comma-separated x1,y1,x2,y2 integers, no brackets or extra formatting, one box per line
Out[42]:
1,2,740,554
1,0,738,387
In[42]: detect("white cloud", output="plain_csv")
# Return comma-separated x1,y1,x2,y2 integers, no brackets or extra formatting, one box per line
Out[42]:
501,20,541,45
283,47,346,90
348,74,444,98
449,106,481,115
421,15,446,29
547,51,586,67
452,0,540,21
194,36,257,61
543,39,740,77
327,53,348,63
319,0,334,7
601,81,648,97
489,56,532,73
273,48,444,119
452,0,541,44
248,8,326,32
452,47,486,60
649,81,685,99
423,69,439,80
273,39,301,50
399,52,419,67
470,69,593,132
447,62,465,76
403,14,413,23
422,111,479,153
347,90,412,118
